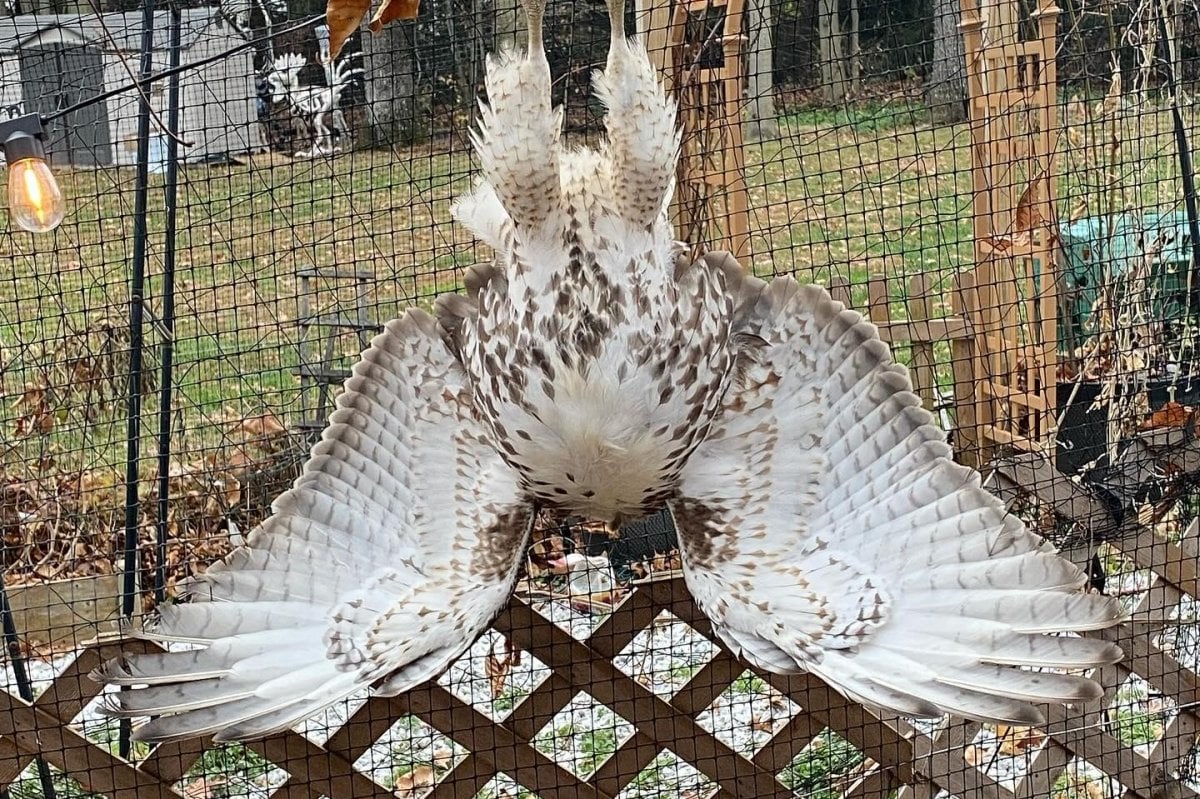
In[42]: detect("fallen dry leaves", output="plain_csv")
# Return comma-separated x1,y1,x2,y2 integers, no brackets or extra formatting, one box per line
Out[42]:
994,724,1045,756
485,636,521,700
1,398,302,616
393,764,435,797
1139,401,1195,431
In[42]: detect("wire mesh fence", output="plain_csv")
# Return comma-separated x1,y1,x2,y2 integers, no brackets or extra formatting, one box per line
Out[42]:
0,0,1198,796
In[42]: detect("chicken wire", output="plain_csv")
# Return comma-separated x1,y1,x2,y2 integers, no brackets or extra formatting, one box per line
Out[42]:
0,0,1197,797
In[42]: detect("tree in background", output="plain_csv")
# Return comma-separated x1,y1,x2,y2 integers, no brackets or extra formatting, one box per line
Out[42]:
746,0,778,139
816,0,847,101
928,0,966,122
815,0,862,102
363,19,424,145
495,0,527,50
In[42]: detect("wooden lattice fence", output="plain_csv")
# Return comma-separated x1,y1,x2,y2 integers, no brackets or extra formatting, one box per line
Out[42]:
6,531,1200,799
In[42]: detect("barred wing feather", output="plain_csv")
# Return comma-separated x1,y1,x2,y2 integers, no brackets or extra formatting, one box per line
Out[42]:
671,276,1124,725
96,310,535,742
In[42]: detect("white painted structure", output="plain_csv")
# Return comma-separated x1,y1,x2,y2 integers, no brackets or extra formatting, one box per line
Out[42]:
0,10,264,166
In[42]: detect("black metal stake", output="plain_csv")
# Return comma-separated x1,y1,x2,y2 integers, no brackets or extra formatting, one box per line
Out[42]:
1156,4,1200,317
154,4,184,606
0,573,56,798
119,0,159,761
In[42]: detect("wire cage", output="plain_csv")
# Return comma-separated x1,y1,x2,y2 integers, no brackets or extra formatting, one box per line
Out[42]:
0,0,1199,796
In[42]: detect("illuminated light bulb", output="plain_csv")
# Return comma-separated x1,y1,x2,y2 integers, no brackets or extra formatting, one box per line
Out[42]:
0,118,65,234
7,153,64,234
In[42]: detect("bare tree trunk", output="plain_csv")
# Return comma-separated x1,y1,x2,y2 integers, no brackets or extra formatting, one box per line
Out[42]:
817,0,846,102
447,0,482,99
928,0,966,123
848,0,859,94
363,20,425,146
494,0,526,51
745,0,777,140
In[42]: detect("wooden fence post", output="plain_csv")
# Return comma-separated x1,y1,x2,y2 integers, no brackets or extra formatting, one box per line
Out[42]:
906,273,938,410
952,271,985,468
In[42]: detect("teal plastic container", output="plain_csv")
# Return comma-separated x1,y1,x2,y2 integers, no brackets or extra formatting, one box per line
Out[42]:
1056,212,1194,348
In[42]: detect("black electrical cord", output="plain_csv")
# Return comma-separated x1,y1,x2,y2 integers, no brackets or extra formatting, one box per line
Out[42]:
1155,3,1200,317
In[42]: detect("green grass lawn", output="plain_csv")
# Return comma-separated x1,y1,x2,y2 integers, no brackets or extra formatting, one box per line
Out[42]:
0,143,478,485
0,96,1194,497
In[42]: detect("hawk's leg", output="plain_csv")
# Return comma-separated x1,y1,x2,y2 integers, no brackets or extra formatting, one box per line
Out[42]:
595,0,678,225
468,0,563,231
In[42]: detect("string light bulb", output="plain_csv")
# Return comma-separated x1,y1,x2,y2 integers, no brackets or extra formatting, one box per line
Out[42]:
0,115,64,234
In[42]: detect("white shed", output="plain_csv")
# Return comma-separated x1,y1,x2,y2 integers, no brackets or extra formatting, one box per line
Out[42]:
0,9,265,166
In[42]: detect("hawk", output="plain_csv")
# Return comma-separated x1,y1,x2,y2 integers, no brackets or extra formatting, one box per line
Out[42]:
97,0,1123,742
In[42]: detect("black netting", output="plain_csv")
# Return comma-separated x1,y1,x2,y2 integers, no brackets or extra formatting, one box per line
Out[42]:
0,0,1197,797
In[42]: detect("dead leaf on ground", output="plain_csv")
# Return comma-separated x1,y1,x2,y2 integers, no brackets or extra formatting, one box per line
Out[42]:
13,384,55,436
485,636,520,699
995,724,1045,756
394,764,436,797
183,776,227,799
750,712,774,733
231,412,288,452
431,746,454,770
1140,401,1193,431
964,744,983,767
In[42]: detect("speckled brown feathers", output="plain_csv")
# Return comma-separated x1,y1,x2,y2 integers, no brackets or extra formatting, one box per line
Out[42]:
94,0,1124,743
671,279,1124,724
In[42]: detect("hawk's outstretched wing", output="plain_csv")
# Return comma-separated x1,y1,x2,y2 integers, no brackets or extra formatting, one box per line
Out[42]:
97,310,535,742
672,273,1123,725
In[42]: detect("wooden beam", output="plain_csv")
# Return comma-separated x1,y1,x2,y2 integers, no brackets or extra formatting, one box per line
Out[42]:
498,599,796,799
396,683,612,799
0,689,181,799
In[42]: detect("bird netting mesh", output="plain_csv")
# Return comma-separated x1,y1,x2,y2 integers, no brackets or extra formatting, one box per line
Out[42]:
0,0,1197,797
